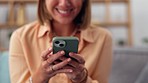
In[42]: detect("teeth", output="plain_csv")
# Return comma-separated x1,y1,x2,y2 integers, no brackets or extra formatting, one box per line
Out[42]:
58,9,70,14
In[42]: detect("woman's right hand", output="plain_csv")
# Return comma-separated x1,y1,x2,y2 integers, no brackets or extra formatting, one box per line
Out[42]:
32,48,72,83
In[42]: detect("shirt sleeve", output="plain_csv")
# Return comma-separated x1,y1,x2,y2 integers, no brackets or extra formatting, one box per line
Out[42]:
86,32,113,83
9,31,30,83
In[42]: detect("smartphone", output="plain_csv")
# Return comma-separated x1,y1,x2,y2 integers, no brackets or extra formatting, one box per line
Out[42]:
52,37,79,57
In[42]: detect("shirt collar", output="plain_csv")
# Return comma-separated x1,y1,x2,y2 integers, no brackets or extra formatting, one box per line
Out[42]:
38,22,51,38
81,26,99,43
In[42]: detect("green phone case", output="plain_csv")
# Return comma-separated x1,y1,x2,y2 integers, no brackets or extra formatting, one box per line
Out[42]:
52,37,79,57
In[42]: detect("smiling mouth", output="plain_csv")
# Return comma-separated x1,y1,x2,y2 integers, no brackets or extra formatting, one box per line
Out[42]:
56,8,73,15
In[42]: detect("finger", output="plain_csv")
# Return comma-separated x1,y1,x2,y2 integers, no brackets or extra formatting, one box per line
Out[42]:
63,64,85,72
62,65,73,70
46,51,65,65
44,58,71,73
41,48,52,61
56,69,73,73
59,56,84,69
52,58,71,71
42,60,51,68
43,51,65,68
59,57,80,68
51,69,73,76
50,42,53,47
69,60,80,68
59,56,67,61
53,60,61,65
42,54,63,69
69,52,85,64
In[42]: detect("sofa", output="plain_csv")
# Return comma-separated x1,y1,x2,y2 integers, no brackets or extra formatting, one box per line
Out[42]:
0,51,10,83
109,47,148,83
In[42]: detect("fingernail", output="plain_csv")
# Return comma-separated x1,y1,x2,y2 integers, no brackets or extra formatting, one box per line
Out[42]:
69,52,73,56
47,55,50,58
67,58,71,61
49,47,52,51
50,52,53,55
69,70,73,72
61,51,65,54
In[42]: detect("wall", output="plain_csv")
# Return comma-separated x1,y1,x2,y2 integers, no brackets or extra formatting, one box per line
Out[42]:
132,0,148,46
91,0,148,47
0,4,37,49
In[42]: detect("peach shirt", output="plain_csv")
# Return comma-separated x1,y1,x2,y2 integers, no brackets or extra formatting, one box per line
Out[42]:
9,21,112,83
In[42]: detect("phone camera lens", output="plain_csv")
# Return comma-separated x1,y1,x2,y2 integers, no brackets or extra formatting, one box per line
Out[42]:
55,41,60,44
59,44,64,47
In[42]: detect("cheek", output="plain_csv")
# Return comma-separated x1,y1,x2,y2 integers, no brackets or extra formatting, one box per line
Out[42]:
45,0,55,12
75,2,83,11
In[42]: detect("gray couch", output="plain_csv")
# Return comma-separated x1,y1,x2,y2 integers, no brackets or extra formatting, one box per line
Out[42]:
109,47,148,83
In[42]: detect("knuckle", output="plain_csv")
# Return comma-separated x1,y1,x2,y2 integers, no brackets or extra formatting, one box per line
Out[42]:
46,68,51,73
41,51,46,56
53,66,57,70
59,56,66,60
54,52,61,57
64,60,69,64
59,62,67,68
79,65,84,71
41,54,44,57
58,63,65,68
57,52,63,56
78,57,85,64
42,61,47,67
47,58,51,63
81,60,85,64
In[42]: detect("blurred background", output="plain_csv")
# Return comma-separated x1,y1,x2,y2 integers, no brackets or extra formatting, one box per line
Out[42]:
0,0,148,83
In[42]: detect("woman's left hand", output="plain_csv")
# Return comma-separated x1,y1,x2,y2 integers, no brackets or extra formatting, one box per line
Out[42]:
56,52,88,83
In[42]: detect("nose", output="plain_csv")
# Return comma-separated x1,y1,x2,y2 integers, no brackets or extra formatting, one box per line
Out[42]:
59,0,71,7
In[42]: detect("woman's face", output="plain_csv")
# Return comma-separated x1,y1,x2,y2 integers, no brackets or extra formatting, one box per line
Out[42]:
45,0,83,25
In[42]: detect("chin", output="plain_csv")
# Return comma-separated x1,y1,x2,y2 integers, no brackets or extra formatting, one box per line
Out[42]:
58,19,73,25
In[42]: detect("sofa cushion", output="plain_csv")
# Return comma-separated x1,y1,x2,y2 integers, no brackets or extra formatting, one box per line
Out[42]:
0,51,10,83
109,47,148,83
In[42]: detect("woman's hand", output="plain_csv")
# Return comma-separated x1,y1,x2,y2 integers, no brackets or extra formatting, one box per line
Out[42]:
32,48,72,83
58,52,88,83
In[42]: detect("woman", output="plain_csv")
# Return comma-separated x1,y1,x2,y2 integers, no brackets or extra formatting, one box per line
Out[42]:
9,0,112,83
